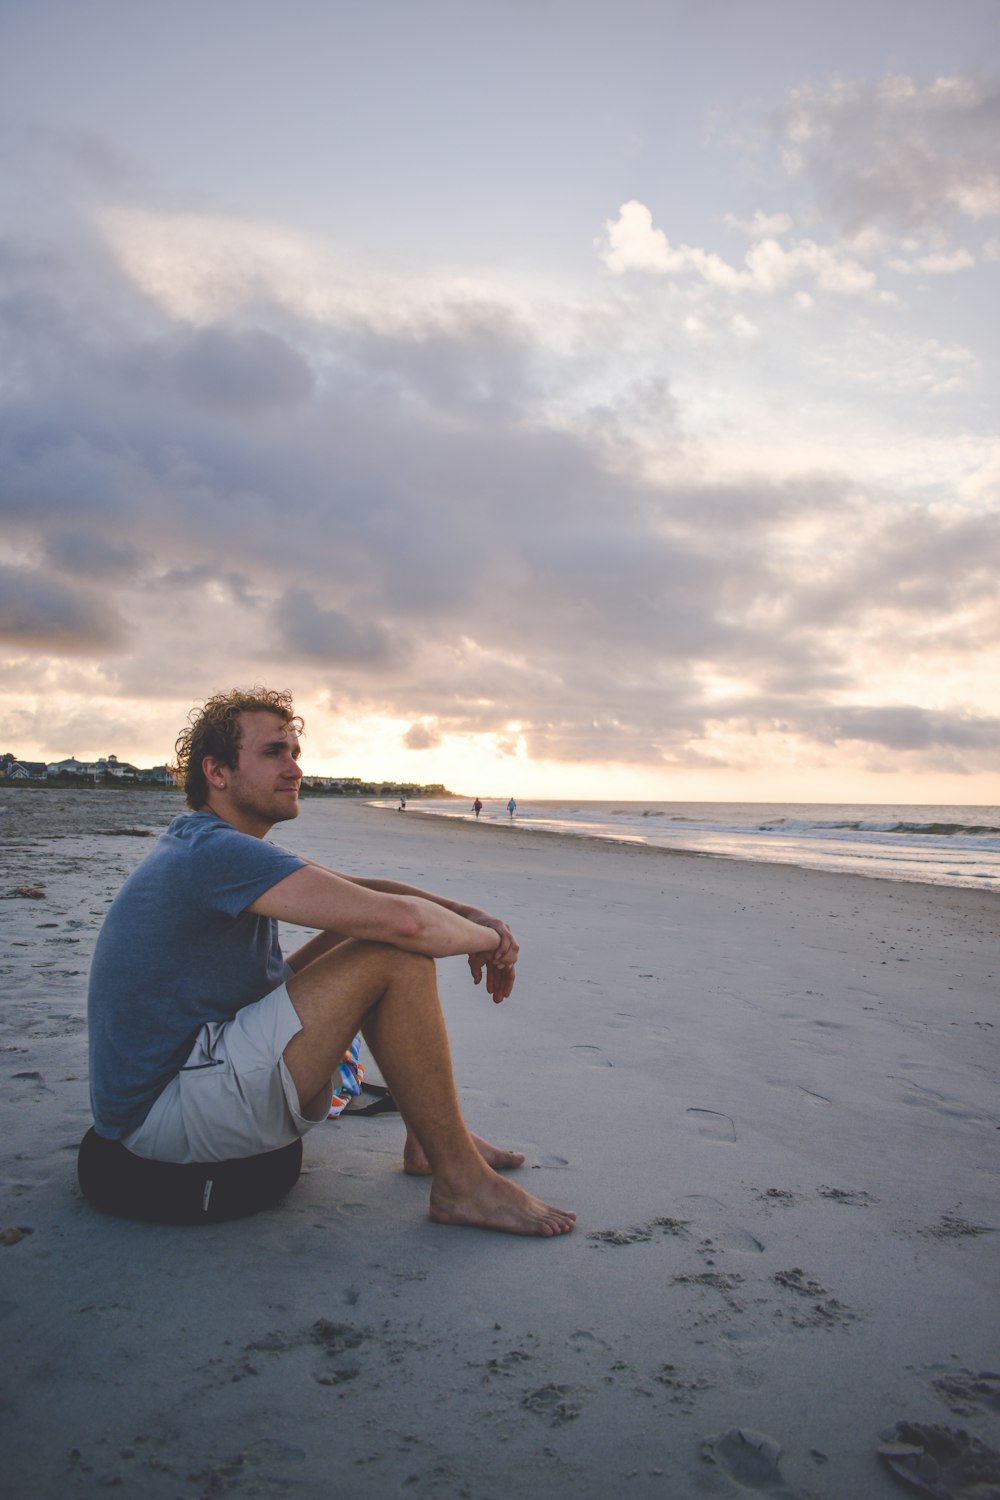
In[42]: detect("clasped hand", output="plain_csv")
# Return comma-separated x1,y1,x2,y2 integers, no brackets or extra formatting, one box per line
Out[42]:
467,914,518,1003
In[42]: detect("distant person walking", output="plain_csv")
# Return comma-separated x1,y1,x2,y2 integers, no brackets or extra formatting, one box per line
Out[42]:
507,798,517,821
473,798,483,819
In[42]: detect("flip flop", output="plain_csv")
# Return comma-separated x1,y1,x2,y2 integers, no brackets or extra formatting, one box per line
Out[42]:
341,1082,399,1117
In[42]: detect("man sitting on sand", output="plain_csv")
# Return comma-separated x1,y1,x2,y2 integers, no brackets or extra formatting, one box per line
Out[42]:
87,687,575,1237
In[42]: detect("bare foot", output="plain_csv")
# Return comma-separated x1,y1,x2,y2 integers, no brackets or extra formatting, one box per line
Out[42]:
404,1130,526,1177
429,1169,576,1237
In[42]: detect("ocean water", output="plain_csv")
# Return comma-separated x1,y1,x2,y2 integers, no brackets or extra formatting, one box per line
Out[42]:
393,798,1000,891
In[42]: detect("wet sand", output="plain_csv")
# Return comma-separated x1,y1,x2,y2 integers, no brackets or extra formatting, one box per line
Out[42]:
1,789,998,1499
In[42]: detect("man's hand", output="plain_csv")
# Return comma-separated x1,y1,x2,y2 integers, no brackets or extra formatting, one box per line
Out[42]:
468,953,517,1003
468,914,518,967
467,914,519,1003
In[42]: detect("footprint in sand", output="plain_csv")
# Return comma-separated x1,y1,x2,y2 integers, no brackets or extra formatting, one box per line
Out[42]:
697,1224,764,1257
818,1186,878,1207
588,1213,759,1252
568,1329,611,1351
686,1108,737,1142
754,1188,804,1210
571,1045,613,1068
701,1427,799,1495
879,1422,1000,1499
771,1268,855,1329
678,1195,765,1254
921,1212,996,1240
521,1383,588,1426
930,1368,1000,1418
191,1437,310,1488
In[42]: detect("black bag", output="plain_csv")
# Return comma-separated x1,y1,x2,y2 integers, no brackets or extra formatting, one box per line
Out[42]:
77,1127,302,1225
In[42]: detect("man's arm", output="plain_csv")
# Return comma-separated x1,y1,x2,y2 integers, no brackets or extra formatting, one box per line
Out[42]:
284,860,519,1000
335,872,518,967
248,865,501,965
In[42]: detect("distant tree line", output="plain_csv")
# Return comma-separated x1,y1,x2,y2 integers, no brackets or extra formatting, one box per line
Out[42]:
0,753,456,799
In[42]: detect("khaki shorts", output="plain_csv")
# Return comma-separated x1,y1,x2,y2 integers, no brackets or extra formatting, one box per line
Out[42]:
123,983,322,1164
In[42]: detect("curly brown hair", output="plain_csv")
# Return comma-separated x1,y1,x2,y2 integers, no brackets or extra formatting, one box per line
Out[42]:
171,687,304,809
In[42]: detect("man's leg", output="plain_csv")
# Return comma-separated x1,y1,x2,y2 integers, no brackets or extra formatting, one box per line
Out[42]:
286,933,525,1175
400,1131,524,1177
282,940,575,1237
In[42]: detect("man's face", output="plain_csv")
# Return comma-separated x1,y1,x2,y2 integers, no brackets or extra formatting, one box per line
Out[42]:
219,710,303,836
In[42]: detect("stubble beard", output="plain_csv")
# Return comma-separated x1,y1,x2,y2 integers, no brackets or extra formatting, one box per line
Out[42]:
272,792,300,823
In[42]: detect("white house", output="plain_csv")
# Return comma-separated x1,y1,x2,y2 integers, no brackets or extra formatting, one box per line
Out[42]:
46,757,95,778
137,766,175,786
94,754,139,781
4,760,47,779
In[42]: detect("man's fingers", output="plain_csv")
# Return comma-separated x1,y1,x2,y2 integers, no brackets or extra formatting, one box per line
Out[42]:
470,951,516,1003
495,929,519,965
484,961,516,1003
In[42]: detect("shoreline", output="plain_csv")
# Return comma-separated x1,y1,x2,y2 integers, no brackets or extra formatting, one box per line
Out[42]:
5,781,995,894
369,798,1000,900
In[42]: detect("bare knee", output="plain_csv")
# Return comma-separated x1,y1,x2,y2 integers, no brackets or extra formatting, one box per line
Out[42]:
284,942,436,1106
337,940,435,986
383,946,435,982
287,941,434,1028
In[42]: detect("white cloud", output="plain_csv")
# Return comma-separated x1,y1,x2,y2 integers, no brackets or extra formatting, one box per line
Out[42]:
599,200,745,288
816,324,981,397
724,209,793,239
601,202,877,299
746,236,876,294
888,248,976,275
98,207,571,346
731,313,758,340
949,176,1000,218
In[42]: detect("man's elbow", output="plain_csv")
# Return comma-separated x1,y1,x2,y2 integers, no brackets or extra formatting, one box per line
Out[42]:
387,897,429,947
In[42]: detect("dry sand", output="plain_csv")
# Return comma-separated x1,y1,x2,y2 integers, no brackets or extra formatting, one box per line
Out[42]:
1,788,998,1500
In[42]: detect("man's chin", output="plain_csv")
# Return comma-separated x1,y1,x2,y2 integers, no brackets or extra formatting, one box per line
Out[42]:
273,798,301,822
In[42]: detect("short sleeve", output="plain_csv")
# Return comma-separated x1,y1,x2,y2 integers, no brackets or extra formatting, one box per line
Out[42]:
176,815,307,917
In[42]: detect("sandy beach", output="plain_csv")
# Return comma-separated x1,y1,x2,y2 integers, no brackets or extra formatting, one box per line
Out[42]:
1,788,998,1500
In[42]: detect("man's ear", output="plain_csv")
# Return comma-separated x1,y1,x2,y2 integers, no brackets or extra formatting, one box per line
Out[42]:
202,756,227,791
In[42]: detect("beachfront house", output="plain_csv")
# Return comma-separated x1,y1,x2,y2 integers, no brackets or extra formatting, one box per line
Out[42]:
94,754,139,782
44,755,141,784
301,776,367,793
137,766,175,786
3,759,48,780
46,756,96,780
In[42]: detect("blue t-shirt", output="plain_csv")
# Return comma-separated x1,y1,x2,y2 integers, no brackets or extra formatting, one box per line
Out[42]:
87,811,307,1138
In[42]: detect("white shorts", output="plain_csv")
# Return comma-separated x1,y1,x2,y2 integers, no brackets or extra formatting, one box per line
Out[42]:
123,983,322,1164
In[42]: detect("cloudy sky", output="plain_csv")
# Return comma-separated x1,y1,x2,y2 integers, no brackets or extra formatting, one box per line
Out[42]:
1,0,998,802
